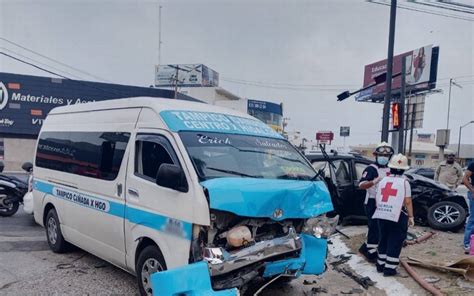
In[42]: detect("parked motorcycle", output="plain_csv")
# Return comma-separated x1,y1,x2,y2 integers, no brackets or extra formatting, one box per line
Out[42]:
0,161,31,217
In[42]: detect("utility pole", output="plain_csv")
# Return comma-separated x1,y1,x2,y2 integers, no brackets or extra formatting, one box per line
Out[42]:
174,66,179,99
158,4,162,66
381,0,397,142
398,56,406,154
446,78,462,129
447,78,452,129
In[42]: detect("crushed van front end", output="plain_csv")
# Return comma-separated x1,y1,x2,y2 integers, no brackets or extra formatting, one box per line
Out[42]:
151,178,335,295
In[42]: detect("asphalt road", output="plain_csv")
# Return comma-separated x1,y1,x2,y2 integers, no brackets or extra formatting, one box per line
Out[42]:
0,209,380,296
0,210,313,296
0,209,138,295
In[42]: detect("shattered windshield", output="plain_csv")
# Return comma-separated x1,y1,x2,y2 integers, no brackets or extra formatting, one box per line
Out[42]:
179,131,317,181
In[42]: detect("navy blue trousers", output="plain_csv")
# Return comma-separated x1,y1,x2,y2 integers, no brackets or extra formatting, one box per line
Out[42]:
364,198,379,259
376,213,408,275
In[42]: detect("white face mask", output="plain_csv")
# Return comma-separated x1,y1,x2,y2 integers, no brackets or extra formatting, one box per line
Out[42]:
377,156,389,166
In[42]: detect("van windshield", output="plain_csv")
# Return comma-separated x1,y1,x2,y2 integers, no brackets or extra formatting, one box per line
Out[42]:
179,131,317,181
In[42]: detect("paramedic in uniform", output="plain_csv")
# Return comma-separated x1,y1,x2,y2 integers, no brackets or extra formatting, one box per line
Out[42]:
358,142,394,262
373,154,414,276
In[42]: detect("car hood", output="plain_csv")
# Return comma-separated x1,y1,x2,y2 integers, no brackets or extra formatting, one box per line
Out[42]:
405,173,451,191
200,177,334,220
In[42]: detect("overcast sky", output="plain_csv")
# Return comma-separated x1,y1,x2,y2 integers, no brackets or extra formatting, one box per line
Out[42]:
1,0,473,147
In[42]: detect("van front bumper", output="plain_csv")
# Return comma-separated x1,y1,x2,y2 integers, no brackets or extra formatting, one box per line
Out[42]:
202,229,303,276
150,234,327,295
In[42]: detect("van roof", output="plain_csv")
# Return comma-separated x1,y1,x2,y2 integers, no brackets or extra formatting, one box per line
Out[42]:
49,96,255,120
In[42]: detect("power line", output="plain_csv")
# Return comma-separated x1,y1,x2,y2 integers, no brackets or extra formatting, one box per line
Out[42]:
0,47,85,80
367,0,474,21
410,0,474,14
0,36,110,82
0,51,123,97
221,77,359,88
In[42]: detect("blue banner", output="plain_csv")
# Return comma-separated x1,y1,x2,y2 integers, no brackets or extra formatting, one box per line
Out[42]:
160,110,283,138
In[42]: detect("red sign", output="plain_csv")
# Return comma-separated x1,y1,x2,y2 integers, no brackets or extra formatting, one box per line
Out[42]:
316,131,334,141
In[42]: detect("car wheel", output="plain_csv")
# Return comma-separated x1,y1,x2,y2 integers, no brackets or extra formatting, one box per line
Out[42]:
136,245,166,296
427,201,466,231
45,208,70,253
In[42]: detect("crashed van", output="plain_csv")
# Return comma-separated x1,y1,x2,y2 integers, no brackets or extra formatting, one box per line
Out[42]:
32,98,334,295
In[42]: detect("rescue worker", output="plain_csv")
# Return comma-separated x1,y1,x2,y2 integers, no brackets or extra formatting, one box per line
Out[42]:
434,153,463,190
373,154,414,276
358,142,394,262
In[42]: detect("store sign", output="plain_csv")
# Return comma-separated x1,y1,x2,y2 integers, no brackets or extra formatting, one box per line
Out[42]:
0,72,194,137
316,131,334,141
247,99,283,115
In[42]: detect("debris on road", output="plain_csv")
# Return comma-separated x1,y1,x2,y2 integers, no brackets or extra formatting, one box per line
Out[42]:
407,256,474,281
332,265,375,289
335,228,351,239
303,279,317,285
310,286,328,294
424,276,441,283
405,231,436,246
340,287,364,294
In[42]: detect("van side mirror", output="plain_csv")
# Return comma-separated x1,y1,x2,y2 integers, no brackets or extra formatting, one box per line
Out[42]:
22,162,33,172
0,161,4,173
156,164,188,192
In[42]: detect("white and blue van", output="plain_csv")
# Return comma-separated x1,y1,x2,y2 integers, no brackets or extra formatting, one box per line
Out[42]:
33,97,335,295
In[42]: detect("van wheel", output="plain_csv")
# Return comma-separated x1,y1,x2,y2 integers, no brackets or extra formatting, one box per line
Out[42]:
45,208,69,253
136,245,166,296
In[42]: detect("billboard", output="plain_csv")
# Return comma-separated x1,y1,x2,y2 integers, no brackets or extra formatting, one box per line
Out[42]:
0,72,199,137
155,64,219,87
247,99,283,115
356,45,439,102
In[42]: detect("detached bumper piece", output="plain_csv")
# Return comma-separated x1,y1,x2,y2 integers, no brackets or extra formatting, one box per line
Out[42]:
263,234,327,278
151,261,239,296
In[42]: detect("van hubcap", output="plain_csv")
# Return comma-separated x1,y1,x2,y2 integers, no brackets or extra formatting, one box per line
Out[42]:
141,258,163,295
434,205,460,224
47,217,58,244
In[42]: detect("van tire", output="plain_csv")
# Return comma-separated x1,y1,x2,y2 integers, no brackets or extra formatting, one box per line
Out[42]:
45,208,69,253
136,245,166,296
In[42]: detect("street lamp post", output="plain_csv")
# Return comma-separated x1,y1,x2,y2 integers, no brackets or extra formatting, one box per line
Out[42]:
458,120,474,158
446,79,463,129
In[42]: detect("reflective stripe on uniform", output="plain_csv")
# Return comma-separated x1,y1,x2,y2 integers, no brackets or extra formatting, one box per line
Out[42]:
378,254,387,259
368,248,377,254
377,260,385,265
386,256,400,263
366,244,378,248
384,263,398,269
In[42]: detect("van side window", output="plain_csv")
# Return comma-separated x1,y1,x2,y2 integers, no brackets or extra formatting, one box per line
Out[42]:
36,132,130,181
135,134,179,182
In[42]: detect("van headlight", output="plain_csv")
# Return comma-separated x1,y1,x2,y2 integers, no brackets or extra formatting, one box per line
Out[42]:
302,215,339,239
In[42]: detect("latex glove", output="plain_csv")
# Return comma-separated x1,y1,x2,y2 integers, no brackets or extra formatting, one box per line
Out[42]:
408,217,415,227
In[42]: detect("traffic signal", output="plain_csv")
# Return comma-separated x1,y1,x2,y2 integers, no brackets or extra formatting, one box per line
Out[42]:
392,103,400,130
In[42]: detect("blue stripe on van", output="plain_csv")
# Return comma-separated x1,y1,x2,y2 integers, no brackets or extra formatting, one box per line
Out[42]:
34,180,192,240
